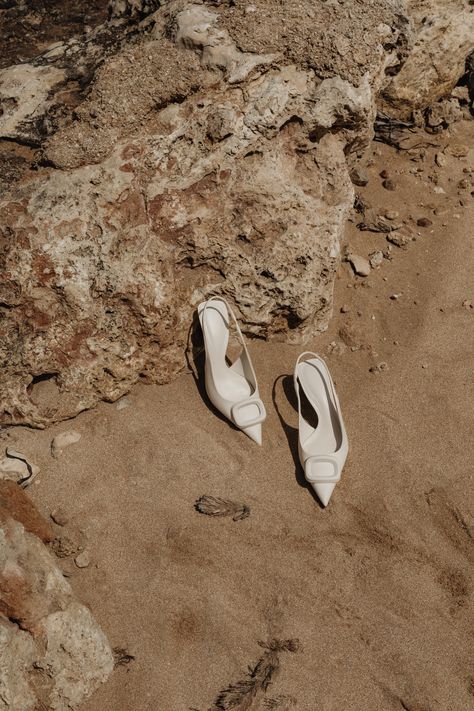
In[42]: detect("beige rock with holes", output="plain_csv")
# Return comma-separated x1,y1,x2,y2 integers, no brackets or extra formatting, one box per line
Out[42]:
381,0,474,118
1,0,472,426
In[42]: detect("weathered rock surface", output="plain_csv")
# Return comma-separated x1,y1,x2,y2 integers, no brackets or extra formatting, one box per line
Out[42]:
0,516,113,710
0,480,54,542
381,0,474,118
0,0,472,426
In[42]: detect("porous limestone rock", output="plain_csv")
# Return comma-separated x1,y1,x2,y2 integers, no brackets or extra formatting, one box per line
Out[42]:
0,517,113,710
0,64,66,145
0,0,472,426
381,0,474,118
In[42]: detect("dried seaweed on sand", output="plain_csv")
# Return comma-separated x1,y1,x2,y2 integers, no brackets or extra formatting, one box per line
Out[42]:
194,495,250,521
208,639,300,711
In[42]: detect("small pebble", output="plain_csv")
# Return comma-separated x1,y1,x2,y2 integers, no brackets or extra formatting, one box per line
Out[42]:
435,153,446,167
350,167,369,187
340,304,351,313
116,397,131,411
349,254,371,277
462,300,472,310
390,293,402,300
417,217,433,227
421,363,429,369
51,507,69,526
379,169,390,179
369,251,384,269
382,179,396,191
387,233,412,248
369,362,388,373
75,551,90,568
51,430,81,458
384,210,399,220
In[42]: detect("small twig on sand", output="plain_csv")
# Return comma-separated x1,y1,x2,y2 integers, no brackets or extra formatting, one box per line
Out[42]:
194,495,250,521
113,647,136,668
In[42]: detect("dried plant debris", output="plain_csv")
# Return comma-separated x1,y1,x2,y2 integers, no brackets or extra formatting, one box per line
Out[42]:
374,112,415,148
207,639,300,711
353,194,368,215
194,495,250,521
263,695,297,710
374,112,438,151
113,647,136,668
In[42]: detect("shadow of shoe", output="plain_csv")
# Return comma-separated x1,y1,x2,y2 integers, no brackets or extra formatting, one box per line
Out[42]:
185,308,240,432
272,373,323,507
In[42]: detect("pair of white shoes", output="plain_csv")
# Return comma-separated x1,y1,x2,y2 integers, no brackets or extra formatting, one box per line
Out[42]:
198,298,348,507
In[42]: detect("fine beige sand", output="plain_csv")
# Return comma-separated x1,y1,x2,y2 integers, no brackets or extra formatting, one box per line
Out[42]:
7,122,474,711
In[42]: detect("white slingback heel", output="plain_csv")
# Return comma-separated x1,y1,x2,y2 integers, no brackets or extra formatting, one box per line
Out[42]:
294,352,348,506
197,297,266,445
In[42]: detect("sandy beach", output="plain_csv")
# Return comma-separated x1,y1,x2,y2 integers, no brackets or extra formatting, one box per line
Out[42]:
4,119,472,710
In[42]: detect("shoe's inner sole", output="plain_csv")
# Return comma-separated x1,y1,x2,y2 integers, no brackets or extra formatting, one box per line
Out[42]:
297,359,342,453
199,301,255,405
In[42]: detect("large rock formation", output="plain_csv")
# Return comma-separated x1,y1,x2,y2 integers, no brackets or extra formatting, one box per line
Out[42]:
0,0,472,426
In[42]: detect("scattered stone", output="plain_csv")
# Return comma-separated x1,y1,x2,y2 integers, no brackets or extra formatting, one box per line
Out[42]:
417,217,433,227
327,340,346,356
51,507,69,527
435,152,447,167
379,169,390,179
116,397,131,411
75,551,91,568
358,216,402,232
421,363,429,369
390,293,402,300
348,254,371,277
425,98,463,127
458,178,471,190
387,232,412,248
51,533,84,559
350,167,369,187
384,210,399,220
369,251,384,269
382,178,396,191
51,430,82,458
369,362,388,373
0,448,40,487
433,186,445,194
462,300,473,310
340,304,351,313
447,144,469,158
0,480,54,542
